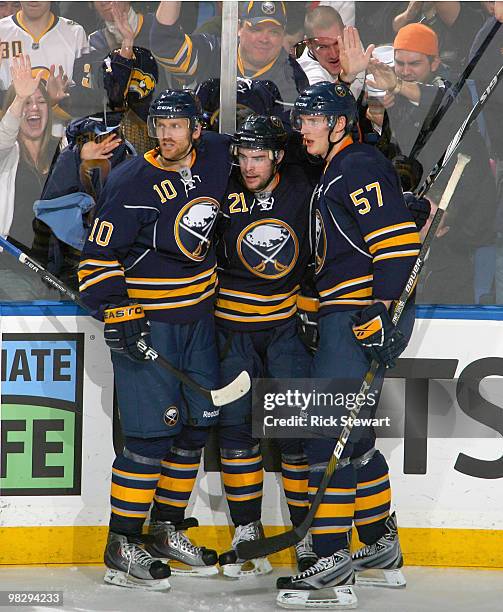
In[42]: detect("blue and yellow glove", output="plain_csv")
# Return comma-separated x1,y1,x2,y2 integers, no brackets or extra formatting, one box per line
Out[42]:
352,302,407,368
103,304,151,362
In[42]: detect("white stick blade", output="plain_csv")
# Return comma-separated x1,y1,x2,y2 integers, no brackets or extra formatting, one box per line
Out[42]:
438,153,471,211
210,370,251,406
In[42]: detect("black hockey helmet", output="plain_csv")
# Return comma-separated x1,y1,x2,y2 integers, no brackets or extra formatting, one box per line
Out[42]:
103,46,158,109
291,81,357,131
147,89,203,137
232,114,287,156
66,111,123,149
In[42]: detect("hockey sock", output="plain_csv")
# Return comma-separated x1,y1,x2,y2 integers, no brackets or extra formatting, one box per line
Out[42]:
354,450,391,545
280,452,309,527
308,462,356,558
152,445,203,525
220,444,264,526
110,453,161,536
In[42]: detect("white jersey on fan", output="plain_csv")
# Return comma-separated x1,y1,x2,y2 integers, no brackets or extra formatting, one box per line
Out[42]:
0,11,89,89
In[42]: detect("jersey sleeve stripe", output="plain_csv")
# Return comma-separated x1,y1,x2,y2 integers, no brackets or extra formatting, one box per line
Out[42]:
79,269,125,291
364,222,417,242
368,232,421,255
373,249,420,263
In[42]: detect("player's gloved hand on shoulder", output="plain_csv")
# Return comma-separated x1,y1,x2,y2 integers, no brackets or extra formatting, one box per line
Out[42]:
351,302,408,368
403,191,431,231
103,303,152,362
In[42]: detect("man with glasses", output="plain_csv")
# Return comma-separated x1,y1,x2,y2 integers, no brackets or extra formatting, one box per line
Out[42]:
297,5,372,96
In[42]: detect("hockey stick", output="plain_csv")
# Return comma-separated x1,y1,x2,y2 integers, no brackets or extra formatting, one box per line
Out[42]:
409,18,501,161
0,236,250,406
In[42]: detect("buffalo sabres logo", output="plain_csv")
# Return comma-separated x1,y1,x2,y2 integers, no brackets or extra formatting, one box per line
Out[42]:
261,1,276,15
163,405,179,427
129,68,156,99
238,219,298,279
175,197,220,261
315,210,327,273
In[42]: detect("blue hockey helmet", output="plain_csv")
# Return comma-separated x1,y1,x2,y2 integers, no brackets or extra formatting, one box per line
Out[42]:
147,89,203,137
291,81,357,131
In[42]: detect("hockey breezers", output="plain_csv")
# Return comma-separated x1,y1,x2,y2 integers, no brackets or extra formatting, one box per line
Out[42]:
0,236,250,407
236,63,503,557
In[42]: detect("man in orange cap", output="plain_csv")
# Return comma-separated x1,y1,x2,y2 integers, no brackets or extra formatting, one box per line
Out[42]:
366,21,497,305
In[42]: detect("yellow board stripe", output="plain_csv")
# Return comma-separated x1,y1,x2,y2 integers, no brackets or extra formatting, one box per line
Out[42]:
1,526,503,567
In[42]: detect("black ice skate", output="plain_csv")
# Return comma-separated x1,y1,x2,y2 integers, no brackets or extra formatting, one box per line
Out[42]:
294,531,318,572
276,548,357,609
218,520,273,579
146,517,218,577
104,531,171,590
352,512,406,588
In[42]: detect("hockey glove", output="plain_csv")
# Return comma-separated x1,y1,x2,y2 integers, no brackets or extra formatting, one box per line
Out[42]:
403,192,431,231
351,302,408,368
103,304,151,362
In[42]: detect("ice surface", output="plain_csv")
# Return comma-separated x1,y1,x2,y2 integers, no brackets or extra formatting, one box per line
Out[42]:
0,566,502,612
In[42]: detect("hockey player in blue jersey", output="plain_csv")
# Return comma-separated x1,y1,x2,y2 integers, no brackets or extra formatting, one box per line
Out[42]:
275,82,421,609
79,89,232,589
214,115,319,578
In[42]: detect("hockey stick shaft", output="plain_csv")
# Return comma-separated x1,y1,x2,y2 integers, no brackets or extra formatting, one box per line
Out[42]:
0,236,250,406
417,61,503,198
238,158,474,560
409,19,501,160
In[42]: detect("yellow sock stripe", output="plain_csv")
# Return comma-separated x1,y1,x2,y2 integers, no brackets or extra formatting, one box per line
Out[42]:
222,470,263,488
354,488,391,512
156,475,197,493
282,476,308,493
111,483,156,505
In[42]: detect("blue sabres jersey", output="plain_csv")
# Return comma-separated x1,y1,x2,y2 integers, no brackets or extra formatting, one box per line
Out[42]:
79,132,231,323
314,137,421,313
215,164,316,330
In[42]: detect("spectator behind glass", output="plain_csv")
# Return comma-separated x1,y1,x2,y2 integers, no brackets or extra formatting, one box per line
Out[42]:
0,1,20,19
296,5,372,99
367,23,496,304
392,1,485,75
0,2,88,91
0,54,60,300
70,2,162,118
150,0,309,104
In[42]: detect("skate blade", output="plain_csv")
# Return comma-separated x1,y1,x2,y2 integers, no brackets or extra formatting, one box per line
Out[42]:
222,557,273,579
104,568,171,591
355,568,406,588
277,586,357,609
169,562,219,577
